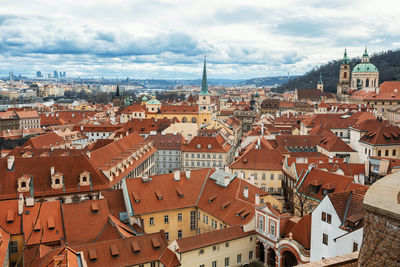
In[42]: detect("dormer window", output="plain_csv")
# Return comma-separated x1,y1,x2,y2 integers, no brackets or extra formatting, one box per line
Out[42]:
207,144,212,149
197,144,201,149
79,171,91,186
51,172,64,190
17,174,31,193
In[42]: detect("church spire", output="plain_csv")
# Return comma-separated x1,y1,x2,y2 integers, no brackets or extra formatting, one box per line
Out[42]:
318,73,323,84
342,48,350,65
200,55,209,95
362,45,370,63
116,83,120,97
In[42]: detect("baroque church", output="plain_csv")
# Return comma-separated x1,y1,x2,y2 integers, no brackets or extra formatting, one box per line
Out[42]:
337,48,379,97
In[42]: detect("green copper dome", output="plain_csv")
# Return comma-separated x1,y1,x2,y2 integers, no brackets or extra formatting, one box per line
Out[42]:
147,99,161,105
352,63,378,73
141,96,148,101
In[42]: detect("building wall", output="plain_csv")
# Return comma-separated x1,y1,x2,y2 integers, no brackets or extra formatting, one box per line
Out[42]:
310,197,362,262
231,168,283,194
358,210,400,266
155,149,181,174
176,234,257,267
19,117,40,129
182,151,227,171
197,209,228,234
140,207,197,243
9,234,24,267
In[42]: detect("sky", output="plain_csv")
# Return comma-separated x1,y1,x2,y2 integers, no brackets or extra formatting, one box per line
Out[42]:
1,0,400,79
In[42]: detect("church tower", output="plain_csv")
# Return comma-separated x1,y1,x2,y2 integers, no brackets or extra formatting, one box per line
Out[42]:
198,56,212,124
317,73,324,91
337,49,351,97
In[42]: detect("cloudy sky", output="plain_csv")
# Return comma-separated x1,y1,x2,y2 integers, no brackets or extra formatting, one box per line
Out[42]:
1,0,400,79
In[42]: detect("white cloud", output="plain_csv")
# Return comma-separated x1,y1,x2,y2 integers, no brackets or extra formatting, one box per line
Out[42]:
0,0,399,78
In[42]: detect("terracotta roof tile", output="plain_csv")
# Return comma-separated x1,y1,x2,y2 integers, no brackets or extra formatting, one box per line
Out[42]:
176,225,254,252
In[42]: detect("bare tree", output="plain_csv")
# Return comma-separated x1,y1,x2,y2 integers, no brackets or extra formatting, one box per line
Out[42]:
293,187,314,217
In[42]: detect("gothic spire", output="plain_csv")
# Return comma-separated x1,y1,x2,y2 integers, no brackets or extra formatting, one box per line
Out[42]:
201,55,209,95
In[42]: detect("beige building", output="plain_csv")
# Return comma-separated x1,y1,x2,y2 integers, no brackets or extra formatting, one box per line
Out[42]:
169,225,257,267
181,135,233,170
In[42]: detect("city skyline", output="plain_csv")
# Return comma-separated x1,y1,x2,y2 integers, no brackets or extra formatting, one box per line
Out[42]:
1,0,400,79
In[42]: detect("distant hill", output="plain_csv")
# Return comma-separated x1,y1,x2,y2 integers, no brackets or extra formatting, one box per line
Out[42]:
274,49,400,93
240,76,299,87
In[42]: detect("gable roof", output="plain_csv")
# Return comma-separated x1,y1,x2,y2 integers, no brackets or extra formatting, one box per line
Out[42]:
176,225,254,253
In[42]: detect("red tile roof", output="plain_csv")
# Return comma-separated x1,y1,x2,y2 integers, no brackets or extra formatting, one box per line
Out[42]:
62,199,121,245
230,147,283,171
176,225,254,253
296,168,368,201
145,133,184,150
318,133,355,152
181,135,231,153
359,125,400,145
23,132,68,149
23,201,65,246
126,169,266,225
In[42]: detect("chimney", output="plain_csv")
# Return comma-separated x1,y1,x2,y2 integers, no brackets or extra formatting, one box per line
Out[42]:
142,174,149,182
7,156,14,170
255,194,260,205
329,156,333,163
257,137,261,149
18,193,24,215
243,186,249,199
185,170,191,179
51,166,55,176
174,170,180,181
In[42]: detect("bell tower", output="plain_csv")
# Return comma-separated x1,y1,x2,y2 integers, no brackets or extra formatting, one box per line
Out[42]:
198,56,212,124
337,49,351,97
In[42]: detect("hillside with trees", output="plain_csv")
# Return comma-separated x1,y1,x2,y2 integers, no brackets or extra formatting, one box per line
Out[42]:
274,49,400,93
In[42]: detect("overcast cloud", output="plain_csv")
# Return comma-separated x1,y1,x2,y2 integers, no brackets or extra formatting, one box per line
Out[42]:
1,0,399,79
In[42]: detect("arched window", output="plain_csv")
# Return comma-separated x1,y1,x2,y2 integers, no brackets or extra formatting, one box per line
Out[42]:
182,117,187,123
366,79,369,87
343,72,347,79
191,117,197,123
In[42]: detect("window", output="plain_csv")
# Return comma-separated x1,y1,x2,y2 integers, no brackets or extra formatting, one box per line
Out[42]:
262,173,266,180
225,242,229,248
178,213,183,221
149,217,154,226
151,262,156,267
237,254,242,263
165,232,169,240
353,242,359,252
200,265,205,267
199,249,204,255
213,246,217,251
212,261,217,267
270,174,274,180
323,233,328,245
178,230,182,238
393,150,397,156
190,211,196,230
249,250,253,260
385,150,389,156
378,150,381,157
164,215,169,223
327,214,332,224
321,212,326,221
224,257,229,266
270,221,276,236
9,241,18,254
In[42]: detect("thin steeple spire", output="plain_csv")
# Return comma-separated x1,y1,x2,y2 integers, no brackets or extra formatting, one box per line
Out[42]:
201,55,209,95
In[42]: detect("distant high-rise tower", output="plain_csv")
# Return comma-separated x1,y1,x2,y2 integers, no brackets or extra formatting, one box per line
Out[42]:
62,72,66,78
53,71,58,79
36,71,42,78
337,49,351,97
9,72,13,81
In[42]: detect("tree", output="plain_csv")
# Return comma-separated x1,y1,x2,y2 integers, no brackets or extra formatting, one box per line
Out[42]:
293,187,314,217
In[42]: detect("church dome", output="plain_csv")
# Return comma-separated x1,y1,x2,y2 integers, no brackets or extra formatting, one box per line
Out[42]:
352,63,378,73
141,96,148,101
